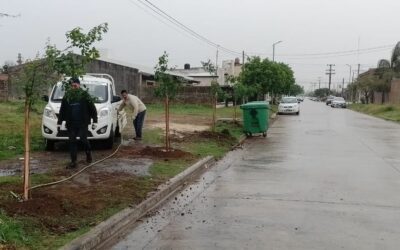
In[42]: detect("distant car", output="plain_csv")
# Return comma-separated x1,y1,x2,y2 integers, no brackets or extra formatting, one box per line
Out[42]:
278,96,300,115
297,96,304,102
326,96,335,105
331,97,346,108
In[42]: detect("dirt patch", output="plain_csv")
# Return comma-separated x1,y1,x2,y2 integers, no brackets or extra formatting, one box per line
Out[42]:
148,122,209,133
116,146,193,160
171,130,237,145
94,158,153,177
0,148,115,176
2,171,160,234
0,244,16,250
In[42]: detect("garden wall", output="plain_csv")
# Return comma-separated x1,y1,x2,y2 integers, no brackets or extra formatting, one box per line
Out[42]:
140,86,213,104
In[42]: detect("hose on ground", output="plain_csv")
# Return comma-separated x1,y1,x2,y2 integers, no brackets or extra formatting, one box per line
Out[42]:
28,142,123,191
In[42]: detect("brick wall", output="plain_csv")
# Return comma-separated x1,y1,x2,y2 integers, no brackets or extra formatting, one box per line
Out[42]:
389,79,400,104
373,92,389,104
86,59,141,96
0,74,9,101
140,86,213,104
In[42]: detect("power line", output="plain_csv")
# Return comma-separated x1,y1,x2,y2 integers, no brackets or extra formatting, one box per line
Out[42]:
0,13,20,18
280,44,393,57
128,0,394,62
132,0,242,57
127,0,202,43
326,64,335,91
247,45,393,59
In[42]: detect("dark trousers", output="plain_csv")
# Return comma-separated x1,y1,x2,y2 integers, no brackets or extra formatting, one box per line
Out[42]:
68,126,91,163
133,110,146,138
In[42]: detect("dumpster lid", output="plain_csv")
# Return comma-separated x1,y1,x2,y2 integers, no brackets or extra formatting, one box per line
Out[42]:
240,101,269,109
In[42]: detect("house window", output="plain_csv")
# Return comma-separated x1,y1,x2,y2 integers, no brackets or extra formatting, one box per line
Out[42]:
146,81,155,86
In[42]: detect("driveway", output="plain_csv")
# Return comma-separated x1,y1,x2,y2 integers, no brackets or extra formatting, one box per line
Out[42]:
111,100,400,250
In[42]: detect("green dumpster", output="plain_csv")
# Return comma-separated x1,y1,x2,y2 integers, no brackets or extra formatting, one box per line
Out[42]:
240,101,269,137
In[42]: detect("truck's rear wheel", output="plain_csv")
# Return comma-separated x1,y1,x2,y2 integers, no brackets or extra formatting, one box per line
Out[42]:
45,139,55,151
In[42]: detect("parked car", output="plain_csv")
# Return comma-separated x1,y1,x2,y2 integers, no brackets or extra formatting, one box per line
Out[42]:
331,97,347,108
297,96,304,102
278,96,300,115
42,74,127,150
326,96,335,105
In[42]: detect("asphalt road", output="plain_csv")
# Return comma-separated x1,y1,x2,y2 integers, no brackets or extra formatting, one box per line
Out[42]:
112,100,400,250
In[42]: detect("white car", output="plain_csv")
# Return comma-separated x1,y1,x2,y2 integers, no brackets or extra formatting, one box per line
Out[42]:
331,97,347,108
42,74,127,150
278,97,300,115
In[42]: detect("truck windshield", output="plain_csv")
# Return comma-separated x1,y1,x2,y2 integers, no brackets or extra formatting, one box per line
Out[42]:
281,97,298,103
51,82,108,103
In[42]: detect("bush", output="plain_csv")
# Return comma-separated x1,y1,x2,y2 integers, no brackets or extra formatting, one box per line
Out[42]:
384,106,394,112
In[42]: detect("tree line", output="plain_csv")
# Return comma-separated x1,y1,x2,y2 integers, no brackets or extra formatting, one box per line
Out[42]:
347,42,400,104
229,56,303,104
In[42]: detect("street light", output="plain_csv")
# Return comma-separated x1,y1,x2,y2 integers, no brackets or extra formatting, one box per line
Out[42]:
272,40,282,62
346,64,353,101
346,64,352,85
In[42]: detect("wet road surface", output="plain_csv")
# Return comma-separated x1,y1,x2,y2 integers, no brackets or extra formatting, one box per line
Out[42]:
112,100,400,249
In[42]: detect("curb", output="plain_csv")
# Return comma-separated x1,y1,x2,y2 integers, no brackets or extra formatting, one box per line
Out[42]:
232,134,247,150
61,156,215,250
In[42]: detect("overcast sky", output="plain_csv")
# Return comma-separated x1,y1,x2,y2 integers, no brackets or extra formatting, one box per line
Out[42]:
1,0,399,91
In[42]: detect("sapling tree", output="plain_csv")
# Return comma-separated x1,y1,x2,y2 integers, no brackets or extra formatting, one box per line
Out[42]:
154,52,182,151
201,59,226,132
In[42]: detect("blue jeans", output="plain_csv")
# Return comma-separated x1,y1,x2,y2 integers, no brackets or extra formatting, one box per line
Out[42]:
134,110,146,138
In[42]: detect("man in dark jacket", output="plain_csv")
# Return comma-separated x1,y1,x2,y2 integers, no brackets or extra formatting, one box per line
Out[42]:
57,77,97,169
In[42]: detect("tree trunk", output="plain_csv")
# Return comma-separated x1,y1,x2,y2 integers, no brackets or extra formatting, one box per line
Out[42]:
234,98,237,122
165,95,170,151
23,100,30,200
212,93,217,132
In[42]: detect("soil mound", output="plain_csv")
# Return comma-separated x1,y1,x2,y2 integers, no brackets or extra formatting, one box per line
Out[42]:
117,146,193,159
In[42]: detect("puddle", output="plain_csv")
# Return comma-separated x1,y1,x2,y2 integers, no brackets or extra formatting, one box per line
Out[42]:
94,158,153,177
0,167,48,177
148,122,209,133
0,158,49,177
0,169,17,177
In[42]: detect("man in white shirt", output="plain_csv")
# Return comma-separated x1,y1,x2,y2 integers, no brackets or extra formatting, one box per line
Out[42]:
118,90,147,140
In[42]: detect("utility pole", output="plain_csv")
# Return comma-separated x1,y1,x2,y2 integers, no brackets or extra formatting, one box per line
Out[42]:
318,77,321,89
342,78,345,97
216,45,219,74
357,63,361,78
272,40,282,62
326,64,335,92
242,50,245,65
17,53,22,65
311,82,317,92
346,64,352,85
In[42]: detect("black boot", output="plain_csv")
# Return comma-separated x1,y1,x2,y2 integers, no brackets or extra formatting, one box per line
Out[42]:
67,162,77,169
86,151,92,163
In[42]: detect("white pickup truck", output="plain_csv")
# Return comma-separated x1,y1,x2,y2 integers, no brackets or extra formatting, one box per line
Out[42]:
42,74,127,150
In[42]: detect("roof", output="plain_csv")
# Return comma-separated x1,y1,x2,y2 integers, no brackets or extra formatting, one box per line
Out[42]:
99,57,154,75
98,57,196,81
166,71,197,81
187,72,217,78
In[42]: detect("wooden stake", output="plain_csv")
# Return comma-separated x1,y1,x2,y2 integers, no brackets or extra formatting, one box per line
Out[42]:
212,93,217,132
165,95,170,151
234,98,237,122
23,100,30,200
